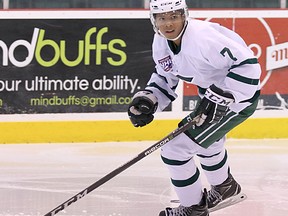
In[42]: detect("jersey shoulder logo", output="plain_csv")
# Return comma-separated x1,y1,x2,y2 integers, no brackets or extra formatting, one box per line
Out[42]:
158,55,173,72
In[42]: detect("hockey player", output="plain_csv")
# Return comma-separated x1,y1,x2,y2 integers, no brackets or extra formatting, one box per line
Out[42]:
128,0,261,215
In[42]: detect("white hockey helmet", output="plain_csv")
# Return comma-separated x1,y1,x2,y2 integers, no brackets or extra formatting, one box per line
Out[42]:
150,0,188,14
149,0,189,40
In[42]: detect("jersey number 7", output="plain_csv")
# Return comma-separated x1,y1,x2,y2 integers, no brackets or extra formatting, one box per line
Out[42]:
220,47,238,61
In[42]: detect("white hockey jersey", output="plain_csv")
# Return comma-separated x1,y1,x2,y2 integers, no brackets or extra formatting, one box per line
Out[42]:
145,19,261,113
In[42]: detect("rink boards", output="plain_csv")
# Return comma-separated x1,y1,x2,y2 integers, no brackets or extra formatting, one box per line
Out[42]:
0,116,287,144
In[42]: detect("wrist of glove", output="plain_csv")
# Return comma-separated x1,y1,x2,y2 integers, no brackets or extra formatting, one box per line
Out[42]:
128,90,158,127
180,85,234,128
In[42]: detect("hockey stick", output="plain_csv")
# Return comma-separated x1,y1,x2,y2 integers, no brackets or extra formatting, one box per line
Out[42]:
44,117,197,216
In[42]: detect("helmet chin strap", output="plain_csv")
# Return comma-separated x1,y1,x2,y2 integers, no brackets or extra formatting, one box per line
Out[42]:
158,20,188,41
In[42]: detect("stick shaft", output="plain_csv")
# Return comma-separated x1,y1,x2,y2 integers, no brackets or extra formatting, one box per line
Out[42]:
44,119,196,216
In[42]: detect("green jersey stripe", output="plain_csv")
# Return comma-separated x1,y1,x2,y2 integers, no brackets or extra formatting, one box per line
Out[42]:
147,82,176,101
227,72,259,85
176,75,193,82
230,58,258,70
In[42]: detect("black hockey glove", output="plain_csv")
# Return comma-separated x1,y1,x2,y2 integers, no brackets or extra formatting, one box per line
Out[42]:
180,85,234,128
128,90,158,127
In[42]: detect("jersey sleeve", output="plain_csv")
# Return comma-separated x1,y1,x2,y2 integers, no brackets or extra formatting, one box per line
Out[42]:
145,68,179,111
144,34,180,111
199,24,261,104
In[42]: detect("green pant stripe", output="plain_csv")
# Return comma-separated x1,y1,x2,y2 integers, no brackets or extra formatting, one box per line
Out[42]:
171,168,200,187
200,101,258,148
183,99,258,148
195,111,236,143
198,111,238,145
201,150,227,171
183,110,235,143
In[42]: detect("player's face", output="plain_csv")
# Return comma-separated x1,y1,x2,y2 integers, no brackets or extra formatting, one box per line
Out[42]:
154,10,185,41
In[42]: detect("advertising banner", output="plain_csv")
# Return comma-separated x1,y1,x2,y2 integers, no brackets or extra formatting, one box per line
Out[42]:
0,18,154,114
183,17,288,111
1,11,288,116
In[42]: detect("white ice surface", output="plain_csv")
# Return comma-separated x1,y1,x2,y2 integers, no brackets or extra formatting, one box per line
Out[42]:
0,139,287,216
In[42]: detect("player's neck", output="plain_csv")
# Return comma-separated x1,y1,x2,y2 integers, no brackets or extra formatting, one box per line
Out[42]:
168,40,182,54
173,38,181,46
